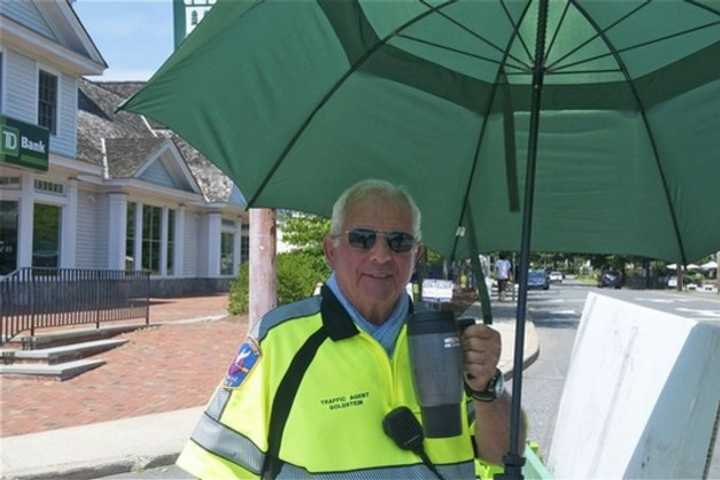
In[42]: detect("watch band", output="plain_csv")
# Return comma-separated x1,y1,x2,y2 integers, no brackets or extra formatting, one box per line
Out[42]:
465,368,503,402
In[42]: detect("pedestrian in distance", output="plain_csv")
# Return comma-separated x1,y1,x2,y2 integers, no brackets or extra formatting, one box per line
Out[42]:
495,254,513,302
177,179,525,479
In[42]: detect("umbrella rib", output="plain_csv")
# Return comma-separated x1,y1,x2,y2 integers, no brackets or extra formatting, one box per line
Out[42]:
544,0,572,63
396,33,531,72
418,0,533,70
545,0,651,72
549,20,720,73
247,0,461,207
572,2,689,266
500,0,535,64
685,0,720,16
544,68,622,75
448,0,535,262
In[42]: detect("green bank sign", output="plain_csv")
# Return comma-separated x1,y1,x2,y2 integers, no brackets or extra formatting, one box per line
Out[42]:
0,115,49,171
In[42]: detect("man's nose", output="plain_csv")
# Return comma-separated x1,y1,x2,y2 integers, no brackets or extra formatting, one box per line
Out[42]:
369,236,393,263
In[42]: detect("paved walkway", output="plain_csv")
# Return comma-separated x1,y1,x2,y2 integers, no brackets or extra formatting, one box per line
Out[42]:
1,295,243,437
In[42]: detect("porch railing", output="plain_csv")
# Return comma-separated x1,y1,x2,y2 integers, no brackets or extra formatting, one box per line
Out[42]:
0,268,150,345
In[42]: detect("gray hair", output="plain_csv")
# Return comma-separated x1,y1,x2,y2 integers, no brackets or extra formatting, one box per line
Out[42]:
330,179,422,242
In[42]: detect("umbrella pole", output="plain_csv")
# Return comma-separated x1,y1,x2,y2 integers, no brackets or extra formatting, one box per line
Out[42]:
466,205,493,324
498,0,549,479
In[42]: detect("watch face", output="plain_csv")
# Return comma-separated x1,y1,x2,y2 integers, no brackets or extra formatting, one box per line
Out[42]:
494,371,505,396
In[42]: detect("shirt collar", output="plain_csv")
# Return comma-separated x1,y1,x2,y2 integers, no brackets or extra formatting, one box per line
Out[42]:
322,272,411,342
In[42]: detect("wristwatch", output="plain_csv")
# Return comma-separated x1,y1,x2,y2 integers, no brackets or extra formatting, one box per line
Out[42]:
465,368,504,402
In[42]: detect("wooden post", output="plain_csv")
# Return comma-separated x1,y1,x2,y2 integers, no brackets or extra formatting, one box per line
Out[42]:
249,208,277,325
677,264,684,291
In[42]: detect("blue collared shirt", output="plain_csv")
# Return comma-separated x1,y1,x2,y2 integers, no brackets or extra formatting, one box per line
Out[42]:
326,272,409,357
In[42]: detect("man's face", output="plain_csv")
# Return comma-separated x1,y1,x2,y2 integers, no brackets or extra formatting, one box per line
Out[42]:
324,194,422,324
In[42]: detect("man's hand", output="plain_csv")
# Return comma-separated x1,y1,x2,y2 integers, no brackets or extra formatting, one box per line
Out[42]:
461,323,523,464
461,324,501,391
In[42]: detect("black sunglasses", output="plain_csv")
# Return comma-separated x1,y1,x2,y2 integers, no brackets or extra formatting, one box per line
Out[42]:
343,228,416,254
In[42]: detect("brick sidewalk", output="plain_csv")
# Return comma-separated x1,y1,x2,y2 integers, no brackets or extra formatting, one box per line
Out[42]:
1,315,248,437
149,294,230,323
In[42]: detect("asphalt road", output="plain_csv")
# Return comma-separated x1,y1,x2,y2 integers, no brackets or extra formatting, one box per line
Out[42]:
100,283,720,479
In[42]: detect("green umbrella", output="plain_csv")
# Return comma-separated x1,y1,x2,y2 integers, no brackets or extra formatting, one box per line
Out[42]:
122,0,720,475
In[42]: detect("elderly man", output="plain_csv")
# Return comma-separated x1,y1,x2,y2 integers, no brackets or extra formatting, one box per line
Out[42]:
177,179,524,479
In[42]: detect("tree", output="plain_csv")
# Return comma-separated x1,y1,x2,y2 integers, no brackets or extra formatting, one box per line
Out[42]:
279,211,330,256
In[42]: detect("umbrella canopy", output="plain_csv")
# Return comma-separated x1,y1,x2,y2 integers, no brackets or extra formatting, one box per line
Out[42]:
122,1,720,474
701,260,718,270
122,0,720,265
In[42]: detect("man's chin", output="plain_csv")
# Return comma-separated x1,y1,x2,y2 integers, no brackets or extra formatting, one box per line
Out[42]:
360,284,400,304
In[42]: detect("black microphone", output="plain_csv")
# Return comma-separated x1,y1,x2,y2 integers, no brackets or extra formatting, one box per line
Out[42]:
383,407,445,480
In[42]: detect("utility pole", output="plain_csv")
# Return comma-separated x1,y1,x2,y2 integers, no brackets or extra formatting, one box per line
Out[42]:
249,208,277,325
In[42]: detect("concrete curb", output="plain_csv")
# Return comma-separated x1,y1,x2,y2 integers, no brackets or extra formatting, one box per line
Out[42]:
2,317,538,480
1,408,203,480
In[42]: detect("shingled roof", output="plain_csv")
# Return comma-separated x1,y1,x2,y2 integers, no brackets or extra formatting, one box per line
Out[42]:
165,133,234,203
91,82,166,130
77,79,152,167
104,137,166,178
77,79,242,204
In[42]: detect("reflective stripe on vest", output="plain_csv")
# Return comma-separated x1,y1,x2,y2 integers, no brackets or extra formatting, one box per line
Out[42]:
277,459,475,479
191,412,265,475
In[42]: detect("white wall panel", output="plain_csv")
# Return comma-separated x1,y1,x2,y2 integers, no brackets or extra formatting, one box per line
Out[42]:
75,189,101,269
183,211,198,276
4,50,36,123
50,73,77,158
2,1,57,40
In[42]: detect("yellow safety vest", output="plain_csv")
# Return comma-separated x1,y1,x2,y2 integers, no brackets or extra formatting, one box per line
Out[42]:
177,287,476,479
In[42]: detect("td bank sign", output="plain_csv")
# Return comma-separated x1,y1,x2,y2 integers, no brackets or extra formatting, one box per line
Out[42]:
0,115,49,172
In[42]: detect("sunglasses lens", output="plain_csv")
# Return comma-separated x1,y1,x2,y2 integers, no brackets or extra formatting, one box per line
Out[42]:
386,232,415,253
348,229,376,249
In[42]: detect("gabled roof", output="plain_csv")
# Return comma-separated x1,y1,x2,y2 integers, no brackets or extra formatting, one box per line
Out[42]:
77,78,242,205
96,82,166,129
77,79,151,167
105,138,166,178
1,0,107,75
167,133,235,204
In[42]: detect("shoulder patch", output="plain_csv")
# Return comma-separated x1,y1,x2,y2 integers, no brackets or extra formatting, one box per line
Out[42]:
224,337,261,388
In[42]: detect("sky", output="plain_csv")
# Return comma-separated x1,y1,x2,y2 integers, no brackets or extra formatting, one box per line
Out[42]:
73,0,175,81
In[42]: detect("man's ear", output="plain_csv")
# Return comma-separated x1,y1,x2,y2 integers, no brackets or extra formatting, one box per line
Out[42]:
323,235,336,269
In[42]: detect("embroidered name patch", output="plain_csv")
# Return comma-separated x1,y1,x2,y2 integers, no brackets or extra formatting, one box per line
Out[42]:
224,337,261,388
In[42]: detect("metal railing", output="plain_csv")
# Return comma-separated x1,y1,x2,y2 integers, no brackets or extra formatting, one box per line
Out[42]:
0,268,150,345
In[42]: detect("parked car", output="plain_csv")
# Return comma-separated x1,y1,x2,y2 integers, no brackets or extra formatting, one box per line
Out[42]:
528,270,550,290
599,270,623,289
549,271,563,283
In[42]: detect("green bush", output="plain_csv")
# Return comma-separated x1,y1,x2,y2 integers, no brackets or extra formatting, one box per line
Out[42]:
228,251,330,315
228,262,250,315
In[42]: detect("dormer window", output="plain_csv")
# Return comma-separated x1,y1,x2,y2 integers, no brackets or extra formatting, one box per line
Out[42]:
38,70,58,135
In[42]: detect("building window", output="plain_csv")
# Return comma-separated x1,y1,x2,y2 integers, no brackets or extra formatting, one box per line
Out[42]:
220,231,234,275
34,179,65,195
33,203,61,268
142,205,162,273
241,223,249,264
0,201,18,275
0,177,21,189
167,209,175,275
126,202,136,270
38,70,58,135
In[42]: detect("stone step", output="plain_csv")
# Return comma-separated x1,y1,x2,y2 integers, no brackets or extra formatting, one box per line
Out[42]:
0,358,106,381
17,323,145,349
11,338,128,364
